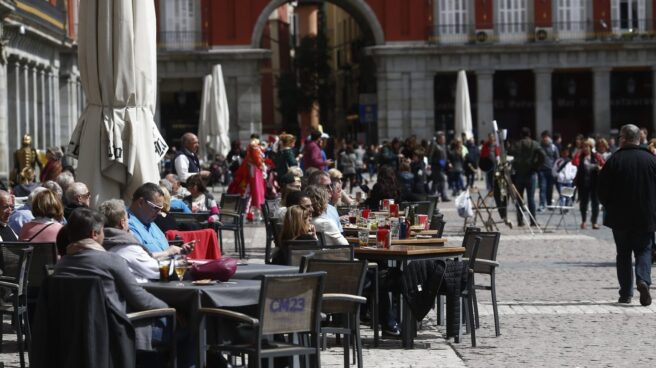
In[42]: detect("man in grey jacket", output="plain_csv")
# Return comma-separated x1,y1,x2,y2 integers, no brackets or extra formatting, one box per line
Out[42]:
54,208,166,314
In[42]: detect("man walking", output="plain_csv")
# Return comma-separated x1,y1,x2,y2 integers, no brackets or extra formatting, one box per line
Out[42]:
509,127,544,226
429,131,450,202
598,124,656,306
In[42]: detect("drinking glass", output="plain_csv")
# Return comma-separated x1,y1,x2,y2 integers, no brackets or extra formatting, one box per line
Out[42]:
358,229,369,247
174,256,188,286
158,259,171,282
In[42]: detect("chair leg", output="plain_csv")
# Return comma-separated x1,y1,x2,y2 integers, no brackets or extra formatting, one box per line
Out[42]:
23,312,31,349
342,329,349,368
491,274,501,337
355,317,363,368
240,226,246,258
16,312,25,368
466,294,476,347
233,229,239,254
473,285,480,329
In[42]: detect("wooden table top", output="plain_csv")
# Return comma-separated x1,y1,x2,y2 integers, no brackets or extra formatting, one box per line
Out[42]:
354,244,465,256
345,236,448,246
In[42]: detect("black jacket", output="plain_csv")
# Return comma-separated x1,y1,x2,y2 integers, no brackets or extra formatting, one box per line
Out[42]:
598,145,656,231
30,276,136,368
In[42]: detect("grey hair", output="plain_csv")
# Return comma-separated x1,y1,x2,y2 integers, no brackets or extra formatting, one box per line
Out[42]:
165,173,180,183
56,171,75,193
42,180,63,199
65,182,88,204
620,124,641,145
98,199,126,228
159,179,173,193
181,132,196,146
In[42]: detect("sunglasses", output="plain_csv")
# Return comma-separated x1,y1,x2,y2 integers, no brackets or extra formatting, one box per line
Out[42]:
145,199,164,212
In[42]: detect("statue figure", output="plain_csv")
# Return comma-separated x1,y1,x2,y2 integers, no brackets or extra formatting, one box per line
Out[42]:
11,134,41,186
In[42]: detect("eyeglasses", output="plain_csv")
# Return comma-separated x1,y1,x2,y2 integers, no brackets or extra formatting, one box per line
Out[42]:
77,192,91,199
145,199,164,213
0,204,14,211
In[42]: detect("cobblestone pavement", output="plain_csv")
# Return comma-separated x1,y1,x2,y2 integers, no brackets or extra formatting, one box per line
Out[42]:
2,183,655,367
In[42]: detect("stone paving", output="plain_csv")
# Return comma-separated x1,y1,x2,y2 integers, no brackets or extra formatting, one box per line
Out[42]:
2,182,656,367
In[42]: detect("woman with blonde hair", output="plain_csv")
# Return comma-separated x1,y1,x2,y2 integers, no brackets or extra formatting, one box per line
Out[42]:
19,189,64,242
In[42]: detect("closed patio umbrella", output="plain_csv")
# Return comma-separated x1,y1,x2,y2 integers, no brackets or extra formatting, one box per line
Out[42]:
197,74,212,161
68,0,167,205
455,70,473,141
198,64,231,160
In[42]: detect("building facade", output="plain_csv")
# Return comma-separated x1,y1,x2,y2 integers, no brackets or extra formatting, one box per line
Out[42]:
156,0,656,147
0,0,82,182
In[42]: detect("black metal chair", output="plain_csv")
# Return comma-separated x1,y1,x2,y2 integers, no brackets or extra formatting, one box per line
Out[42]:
215,194,247,258
399,201,432,216
199,273,326,367
0,244,33,368
284,239,321,268
261,204,274,264
462,231,501,337
460,236,481,347
168,212,211,230
30,275,177,368
305,259,368,368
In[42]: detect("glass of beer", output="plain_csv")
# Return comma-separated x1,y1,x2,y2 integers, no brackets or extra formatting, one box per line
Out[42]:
174,256,188,286
159,259,171,282
358,229,369,247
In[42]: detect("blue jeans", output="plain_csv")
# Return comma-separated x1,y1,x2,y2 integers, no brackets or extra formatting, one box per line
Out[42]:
537,168,555,207
513,173,537,225
612,229,652,298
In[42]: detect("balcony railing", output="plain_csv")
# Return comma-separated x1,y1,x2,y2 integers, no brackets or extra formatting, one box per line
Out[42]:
158,31,207,51
426,19,656,45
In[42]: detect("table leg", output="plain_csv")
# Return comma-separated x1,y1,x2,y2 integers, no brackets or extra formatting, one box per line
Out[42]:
372,264,379,347
400,259,414,349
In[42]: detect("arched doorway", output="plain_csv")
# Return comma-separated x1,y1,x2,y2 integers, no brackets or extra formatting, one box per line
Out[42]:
251,0,384,144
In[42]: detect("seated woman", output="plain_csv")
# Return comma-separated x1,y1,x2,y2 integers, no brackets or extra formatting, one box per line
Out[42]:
19,189,64,243
305,185,349,246
273,205,316,265
154,186,184,232
364,165,402,210
183,174,219,215
275,189,312,219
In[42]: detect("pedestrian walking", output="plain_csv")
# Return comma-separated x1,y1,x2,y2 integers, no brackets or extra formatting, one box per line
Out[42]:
508,127,545,227
598,124,656,306
575,139,604,229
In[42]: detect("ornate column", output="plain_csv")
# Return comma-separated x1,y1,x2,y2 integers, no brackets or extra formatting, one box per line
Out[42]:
39,67,46,148
21,61,28,137
534,68,553,135
593,67,612,135
0,54,9,180
30,62,38,149
50,63,60,146
8,59,20,164
476,69,494,137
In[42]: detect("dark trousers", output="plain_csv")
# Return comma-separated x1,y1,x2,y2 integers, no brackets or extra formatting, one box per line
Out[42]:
578,186,599,224
513,173,537,225
537,168,555,207
431,171,449,200
612,229,652,298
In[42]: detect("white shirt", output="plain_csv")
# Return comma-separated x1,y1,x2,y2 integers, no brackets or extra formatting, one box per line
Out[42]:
174,153,198,183
313,214,349,246
108,244,160,283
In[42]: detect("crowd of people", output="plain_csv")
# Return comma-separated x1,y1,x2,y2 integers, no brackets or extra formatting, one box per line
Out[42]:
2,123,655,367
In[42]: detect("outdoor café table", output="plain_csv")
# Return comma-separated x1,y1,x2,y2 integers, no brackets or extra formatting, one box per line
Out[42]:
232,263,299,279
143,279,261,367
351,241,465,348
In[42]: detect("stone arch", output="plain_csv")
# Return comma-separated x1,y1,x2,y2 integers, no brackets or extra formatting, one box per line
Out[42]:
251,0,385,48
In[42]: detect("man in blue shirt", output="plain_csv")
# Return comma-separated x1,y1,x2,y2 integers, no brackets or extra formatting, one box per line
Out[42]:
127,183,191,258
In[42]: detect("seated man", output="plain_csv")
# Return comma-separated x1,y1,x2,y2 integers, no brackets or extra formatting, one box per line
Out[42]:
8,186,47,234
63,182,91,220
99,199,159,283
128,182,191,258
0,190,17,241
307,170,343,232
54,207,166,314
159,179,191,213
